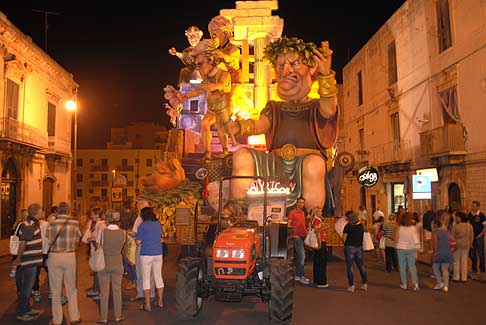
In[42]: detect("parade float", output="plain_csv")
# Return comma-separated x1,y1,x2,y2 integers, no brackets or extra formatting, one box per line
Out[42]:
133,2,361,322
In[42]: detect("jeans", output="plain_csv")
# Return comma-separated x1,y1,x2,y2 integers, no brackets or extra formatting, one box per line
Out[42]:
16,266,37,315
397,249,418,286
385,246,398,272
470,237,485,273
294,237,306,277
313,243,328,285
344,245,368,286
123,256,137,282
433,263,450,287
33,254,48,291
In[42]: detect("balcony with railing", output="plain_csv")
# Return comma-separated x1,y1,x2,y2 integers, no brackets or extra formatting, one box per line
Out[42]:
89,180,110,187
420,123,466,157
0,118,48,148
117,165,134,171
48,136,71,155
368,140,412,166
90,165,110,172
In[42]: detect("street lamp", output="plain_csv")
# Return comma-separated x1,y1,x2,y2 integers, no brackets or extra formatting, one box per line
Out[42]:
66,96,78,215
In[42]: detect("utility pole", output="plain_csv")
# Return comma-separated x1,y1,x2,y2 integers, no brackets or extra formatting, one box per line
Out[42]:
32,9,60,53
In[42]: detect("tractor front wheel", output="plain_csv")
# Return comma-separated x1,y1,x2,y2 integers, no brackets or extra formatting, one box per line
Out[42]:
269,259,294,322
176,257,204,319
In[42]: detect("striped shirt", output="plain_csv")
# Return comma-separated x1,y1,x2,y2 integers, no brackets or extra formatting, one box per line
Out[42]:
18,218,43,268
382,222,397,247
47,215,81,253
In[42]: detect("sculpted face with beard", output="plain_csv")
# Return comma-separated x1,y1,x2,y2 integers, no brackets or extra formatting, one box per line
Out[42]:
225,37,339,217
275,51,315,102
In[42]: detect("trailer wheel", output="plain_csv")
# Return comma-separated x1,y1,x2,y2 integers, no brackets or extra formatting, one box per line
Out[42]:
269,259,294,323
176,257,203,319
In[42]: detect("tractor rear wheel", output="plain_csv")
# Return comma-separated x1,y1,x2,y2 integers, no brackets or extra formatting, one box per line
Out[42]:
269,259,294,322
176,257,203,319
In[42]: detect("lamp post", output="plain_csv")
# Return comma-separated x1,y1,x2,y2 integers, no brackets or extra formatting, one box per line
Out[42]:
65,97,78,215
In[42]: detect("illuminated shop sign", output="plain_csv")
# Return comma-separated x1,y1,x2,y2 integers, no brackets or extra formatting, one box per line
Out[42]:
246,179,295,195
358,166,379,187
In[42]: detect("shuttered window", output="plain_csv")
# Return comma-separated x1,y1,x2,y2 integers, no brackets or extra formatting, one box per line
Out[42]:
436,0,452,53
47,102,56,136
388,41,398,85
6,79,20,119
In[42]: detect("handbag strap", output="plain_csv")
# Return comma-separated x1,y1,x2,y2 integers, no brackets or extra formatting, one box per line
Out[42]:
47,219,69,254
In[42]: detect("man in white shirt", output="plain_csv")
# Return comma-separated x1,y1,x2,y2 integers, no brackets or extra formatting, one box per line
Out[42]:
373,208,384,223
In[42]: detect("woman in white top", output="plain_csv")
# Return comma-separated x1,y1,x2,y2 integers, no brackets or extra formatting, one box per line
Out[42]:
394,212,421,291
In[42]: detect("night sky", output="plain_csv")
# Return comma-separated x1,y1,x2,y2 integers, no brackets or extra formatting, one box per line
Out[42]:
1,1,406,148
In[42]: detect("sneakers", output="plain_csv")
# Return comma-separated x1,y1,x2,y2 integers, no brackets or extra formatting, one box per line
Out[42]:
86,288,100,297
16,313,38,321
433,283,444,290
27,309,42,316
442,286,449,293
347,285,355,292
360,283,368,291
400,284,407,290
316,284,329,288
412,283,419,291
92,295,100,301
298,276,310,285
33,291,41,303
294,276,301,281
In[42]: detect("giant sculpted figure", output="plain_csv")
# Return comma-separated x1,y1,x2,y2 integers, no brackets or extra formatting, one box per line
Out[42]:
164,40,233,160
227,37,338,213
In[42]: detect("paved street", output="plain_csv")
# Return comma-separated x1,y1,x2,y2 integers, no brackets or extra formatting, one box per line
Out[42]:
0,244,484,325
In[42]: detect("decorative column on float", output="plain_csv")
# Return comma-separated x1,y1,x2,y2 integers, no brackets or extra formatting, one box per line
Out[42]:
253,36,271,112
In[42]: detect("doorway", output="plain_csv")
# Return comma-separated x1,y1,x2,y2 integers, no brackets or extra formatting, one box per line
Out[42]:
1,159,18,239
43,177,55,217
448,183,461,211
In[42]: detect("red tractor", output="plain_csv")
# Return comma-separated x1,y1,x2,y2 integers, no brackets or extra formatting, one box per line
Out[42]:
176,176,295,322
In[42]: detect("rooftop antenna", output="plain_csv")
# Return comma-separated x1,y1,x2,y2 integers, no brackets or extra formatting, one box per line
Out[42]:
32,9,61,53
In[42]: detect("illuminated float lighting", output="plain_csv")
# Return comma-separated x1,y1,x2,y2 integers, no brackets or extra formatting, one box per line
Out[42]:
246,179,295,195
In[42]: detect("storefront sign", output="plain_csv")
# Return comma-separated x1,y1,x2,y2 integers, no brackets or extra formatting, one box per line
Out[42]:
246,179,296,195
111,187,123,202
412,174,431,199
358,167,379,187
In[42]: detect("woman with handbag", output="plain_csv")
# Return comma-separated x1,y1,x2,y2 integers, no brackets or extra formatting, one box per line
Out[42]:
96,210,126,323
310,207,329,288
451,211,474,282
394,212,420,291
136,207,164,311
342,210,368,292
83,207,104,300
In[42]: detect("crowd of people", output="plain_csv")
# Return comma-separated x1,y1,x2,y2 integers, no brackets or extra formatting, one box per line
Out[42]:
10,199,167,323
287,199,485,294
9,197,485,322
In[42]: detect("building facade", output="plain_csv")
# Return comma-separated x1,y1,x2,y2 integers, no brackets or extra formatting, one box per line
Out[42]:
0,12,77,238
76,149,161,214
341,0,486,221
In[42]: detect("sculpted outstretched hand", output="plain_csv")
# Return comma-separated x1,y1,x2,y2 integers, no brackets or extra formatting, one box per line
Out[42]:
312,41,333,76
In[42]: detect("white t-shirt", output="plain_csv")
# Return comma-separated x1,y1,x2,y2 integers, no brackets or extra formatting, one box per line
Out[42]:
373,210,384,222
39,219,49,254
132,215,143,234
396,226,420,250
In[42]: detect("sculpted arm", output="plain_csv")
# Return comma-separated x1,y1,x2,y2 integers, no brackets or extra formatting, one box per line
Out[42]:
313,41,338,119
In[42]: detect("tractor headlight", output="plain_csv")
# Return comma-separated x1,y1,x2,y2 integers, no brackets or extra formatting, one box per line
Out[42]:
231,249,245,259
216,249,230,258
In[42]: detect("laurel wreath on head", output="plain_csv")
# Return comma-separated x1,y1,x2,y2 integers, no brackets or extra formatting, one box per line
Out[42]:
263,36,317,67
